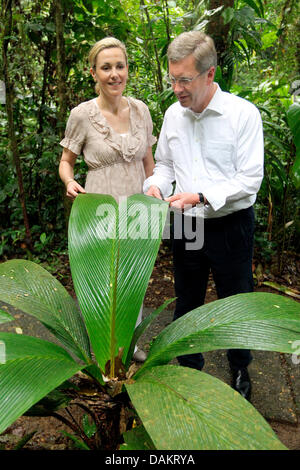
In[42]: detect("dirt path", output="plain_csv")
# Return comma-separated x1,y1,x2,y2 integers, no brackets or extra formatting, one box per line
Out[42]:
0,244,299,450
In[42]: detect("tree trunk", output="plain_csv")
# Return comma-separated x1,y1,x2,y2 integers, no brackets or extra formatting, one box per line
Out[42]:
278,0,296,47
34,39,54,225
2,0,33,250
162,0,171,44
277,0,299,75
206,0,234,89
54,0,72,227
54,0,68,140
140,0,164,98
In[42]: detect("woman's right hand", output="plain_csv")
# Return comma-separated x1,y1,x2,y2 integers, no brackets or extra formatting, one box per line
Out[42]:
66,180,86,199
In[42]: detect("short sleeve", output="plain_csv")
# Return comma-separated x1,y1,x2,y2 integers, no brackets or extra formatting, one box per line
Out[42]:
144,105,157,147
60,106,86,155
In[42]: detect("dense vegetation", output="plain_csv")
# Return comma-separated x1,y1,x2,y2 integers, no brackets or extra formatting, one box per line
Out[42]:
1,0,299,278
1,193,299,450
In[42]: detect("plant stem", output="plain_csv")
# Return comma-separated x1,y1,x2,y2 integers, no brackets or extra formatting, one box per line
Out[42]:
51,411,93,449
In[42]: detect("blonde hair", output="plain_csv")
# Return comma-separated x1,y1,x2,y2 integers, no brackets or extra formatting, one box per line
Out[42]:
89,37,128,94
167,31,217,73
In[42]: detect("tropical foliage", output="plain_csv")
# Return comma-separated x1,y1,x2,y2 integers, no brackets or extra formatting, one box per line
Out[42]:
1,0,300,451
0,0,299,271
0,194,300,450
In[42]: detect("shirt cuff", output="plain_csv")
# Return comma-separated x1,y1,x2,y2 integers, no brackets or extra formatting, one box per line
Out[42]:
202,185,226,212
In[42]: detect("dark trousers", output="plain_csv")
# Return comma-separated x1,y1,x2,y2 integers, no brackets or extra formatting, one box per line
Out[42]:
172,206,255,371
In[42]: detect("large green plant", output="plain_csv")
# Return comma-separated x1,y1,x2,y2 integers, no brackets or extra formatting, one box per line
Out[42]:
287,102,300,189
0,193,300,450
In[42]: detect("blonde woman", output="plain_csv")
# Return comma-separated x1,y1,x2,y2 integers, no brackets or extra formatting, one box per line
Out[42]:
59,37,156,362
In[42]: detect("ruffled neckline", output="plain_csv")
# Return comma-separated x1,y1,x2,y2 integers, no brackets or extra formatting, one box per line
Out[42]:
88,97,145,163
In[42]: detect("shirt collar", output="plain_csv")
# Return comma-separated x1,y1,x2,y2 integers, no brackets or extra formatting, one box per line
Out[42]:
183,83,224,119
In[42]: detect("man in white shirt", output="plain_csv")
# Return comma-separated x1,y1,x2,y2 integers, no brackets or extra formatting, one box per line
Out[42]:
144,31,264,401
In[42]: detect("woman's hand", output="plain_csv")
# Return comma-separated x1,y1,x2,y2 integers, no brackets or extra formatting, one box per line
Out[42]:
66,179,86,199
59,148,86,199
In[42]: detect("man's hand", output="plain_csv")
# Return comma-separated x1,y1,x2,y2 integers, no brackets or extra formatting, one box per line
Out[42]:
145,185,163,199
165,192,200,210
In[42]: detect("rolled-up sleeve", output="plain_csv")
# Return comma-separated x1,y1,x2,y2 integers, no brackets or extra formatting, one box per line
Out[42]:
60,106,86,155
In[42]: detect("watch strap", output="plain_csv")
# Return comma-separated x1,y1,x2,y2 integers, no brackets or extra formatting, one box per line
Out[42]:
198,192,205,204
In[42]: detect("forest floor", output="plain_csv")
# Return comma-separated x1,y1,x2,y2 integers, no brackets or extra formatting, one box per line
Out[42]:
0,242,300,451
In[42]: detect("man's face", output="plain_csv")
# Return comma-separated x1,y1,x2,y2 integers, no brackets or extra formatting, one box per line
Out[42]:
169,54,214,113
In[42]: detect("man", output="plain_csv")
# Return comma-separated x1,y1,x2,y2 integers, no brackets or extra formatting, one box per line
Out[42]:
143,31,264,401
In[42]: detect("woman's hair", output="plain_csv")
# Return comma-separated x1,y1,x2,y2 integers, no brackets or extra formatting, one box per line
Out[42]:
88,37,128,94
167,31,217,73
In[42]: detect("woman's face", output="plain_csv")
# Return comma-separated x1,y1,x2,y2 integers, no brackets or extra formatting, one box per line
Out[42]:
91,47,128,98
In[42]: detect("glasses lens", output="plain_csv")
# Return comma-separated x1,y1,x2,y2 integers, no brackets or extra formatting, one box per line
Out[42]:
167,77,194,87
167,74,201,87
179,78,192,86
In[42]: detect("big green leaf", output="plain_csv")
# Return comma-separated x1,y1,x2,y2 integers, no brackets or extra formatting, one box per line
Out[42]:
68,193,169,374
287,103,300,149
243,0,264,17
127,365,286,450
136,292,300,374
0,260,91,363
0,332,83,433
24,388,72,416
287,103,300,188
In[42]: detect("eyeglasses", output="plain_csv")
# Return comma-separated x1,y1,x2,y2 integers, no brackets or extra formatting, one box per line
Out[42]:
166,73,202,87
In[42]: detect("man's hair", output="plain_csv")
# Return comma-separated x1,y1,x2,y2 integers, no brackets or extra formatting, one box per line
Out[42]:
167,31,217,73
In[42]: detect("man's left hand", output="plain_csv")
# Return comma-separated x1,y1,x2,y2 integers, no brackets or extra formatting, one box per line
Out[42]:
165,192,199,210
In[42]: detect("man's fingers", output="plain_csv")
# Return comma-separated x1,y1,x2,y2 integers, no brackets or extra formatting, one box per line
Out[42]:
165,194,180,202
170,200,183,209
146,186,162,199
166,193,198,207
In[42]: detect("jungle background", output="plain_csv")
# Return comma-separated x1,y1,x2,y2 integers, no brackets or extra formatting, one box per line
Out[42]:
0,0,300,452
1,0,300,297
1,0,300,292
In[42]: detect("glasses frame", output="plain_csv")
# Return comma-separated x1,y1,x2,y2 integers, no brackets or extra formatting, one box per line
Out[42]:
166,72,203,88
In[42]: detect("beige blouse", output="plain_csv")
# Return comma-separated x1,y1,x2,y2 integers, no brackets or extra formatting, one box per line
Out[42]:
60,97,157,202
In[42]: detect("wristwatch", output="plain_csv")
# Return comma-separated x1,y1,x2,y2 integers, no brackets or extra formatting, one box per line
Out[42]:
198,192,205,204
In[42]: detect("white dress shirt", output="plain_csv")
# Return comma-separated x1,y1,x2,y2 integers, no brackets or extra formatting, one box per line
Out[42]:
143,84,264,218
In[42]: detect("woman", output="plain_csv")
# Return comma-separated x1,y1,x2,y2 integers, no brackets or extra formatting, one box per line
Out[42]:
59,37,156,361
59,36,155,200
